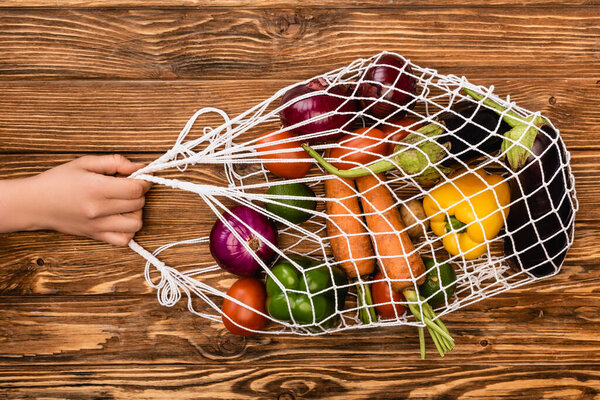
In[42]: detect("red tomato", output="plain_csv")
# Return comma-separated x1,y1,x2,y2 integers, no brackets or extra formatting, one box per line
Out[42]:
256,130,312,179
371,272,407,319
329,127,391,170
221,278,267,336
381,117,424,154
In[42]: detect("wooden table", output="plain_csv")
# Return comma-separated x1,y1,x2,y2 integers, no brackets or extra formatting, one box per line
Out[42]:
0,1,598,398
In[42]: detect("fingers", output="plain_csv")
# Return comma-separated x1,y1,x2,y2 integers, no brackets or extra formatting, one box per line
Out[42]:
77,154,146,177
96,198,145,217
98,175,152,200
92,210,143,246
92,210,143,233
95,231,136,247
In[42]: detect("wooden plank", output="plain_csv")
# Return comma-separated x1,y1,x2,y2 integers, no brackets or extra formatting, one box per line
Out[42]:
0,8,599,80
0,151,592,296
1,0,598,7
0,363,599,399
1,293,600,366
0,78,597,153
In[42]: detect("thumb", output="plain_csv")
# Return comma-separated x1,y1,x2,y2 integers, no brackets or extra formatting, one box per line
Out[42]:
77,155,145,176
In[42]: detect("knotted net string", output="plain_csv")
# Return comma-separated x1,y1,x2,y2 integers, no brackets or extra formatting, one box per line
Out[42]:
126,51,578,336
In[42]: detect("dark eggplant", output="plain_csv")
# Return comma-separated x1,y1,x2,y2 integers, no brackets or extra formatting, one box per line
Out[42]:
303,101,510,181
503,126,575,277
438,101,511,166
464,88,576,277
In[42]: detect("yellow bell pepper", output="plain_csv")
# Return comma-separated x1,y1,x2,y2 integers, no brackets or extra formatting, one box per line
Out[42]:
423,169,511,260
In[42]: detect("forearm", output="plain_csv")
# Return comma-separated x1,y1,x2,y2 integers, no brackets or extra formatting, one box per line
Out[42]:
0,177,42,233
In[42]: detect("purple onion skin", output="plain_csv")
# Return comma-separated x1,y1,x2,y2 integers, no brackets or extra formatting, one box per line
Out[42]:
359,54,417,120
210,205,278,277
503,126,575,277
279,79,357,144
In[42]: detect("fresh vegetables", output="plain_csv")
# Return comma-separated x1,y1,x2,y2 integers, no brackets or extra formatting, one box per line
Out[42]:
355,173,453,357
359,54,417,120
422,169,510,260
303,122,449,181
210,205,278,277
324,176,375,278
355,174,426,292
398,199,429,240
371,271,407,319
256,130,312,179
222,278,267,336
324,176,377,324
280,78,357,144
329,127,391,170
265,183,317,224
265,256,348,328
302,101,512,181
419,258,457,308
464,89,575,277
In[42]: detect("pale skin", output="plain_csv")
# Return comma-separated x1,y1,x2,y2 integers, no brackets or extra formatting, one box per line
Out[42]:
0,154,152,246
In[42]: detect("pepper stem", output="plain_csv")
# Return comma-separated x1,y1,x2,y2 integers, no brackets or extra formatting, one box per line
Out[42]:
445,215,467,234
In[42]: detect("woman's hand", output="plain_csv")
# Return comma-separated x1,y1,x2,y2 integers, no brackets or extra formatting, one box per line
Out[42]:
0,155,152,246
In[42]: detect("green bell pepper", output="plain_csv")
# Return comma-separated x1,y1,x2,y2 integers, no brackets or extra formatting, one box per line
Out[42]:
265,256,348,329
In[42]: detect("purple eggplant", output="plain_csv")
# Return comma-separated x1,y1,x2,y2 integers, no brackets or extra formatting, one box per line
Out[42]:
464,89,576,277
438,101,511,166
303,101,510,180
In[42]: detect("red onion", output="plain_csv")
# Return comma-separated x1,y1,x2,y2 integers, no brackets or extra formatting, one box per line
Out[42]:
359,54,417,120
210,205,278,277
279,78,357,144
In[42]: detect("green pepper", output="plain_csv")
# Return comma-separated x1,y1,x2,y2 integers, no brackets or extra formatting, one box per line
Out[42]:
265,256,348,329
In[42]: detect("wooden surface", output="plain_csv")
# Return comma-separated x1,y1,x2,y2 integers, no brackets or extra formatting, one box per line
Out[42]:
0,1,598,399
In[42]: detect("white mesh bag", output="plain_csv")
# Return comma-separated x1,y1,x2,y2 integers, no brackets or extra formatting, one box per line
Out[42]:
127,51,577,355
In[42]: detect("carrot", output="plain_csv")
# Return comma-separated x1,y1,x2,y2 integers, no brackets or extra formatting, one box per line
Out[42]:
355,173,426,291
325,176,375,278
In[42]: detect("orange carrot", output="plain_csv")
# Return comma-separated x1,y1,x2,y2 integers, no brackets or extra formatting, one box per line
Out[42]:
325,176,375,278
355,173,426,291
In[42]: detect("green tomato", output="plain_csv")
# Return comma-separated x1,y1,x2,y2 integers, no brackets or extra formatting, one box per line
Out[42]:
419,258,457,307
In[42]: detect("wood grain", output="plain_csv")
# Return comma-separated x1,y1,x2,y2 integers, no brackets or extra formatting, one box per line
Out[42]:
2,0,599,7
0,363,599,399
1,2,599,397
1,292,600,366
0,78,598,153
0,8,599,80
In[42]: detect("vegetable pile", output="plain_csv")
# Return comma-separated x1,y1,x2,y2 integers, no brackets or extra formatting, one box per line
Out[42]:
201,53,576,360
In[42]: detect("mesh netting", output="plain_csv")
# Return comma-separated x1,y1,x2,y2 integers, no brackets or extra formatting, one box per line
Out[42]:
128,51,577,336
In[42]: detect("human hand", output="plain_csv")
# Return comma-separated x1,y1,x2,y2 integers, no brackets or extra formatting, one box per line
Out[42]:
0,155,152,246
